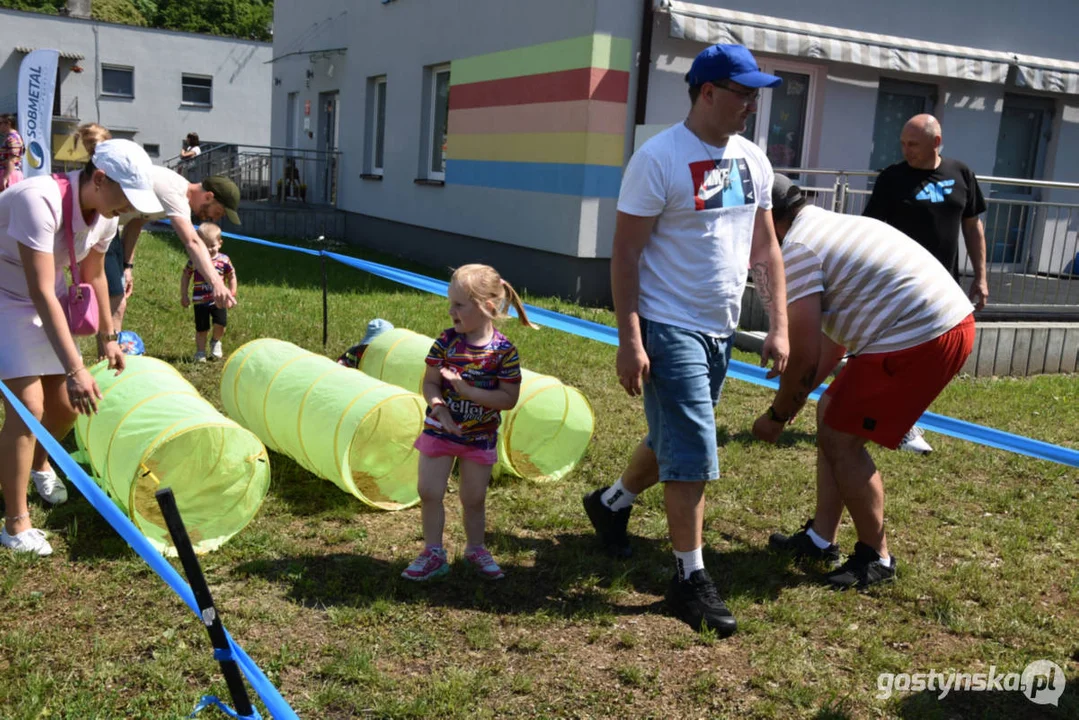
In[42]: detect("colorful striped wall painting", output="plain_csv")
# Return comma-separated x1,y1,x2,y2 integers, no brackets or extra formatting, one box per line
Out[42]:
445,34,632,198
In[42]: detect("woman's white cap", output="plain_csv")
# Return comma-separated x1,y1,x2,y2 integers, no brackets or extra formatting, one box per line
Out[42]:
91,139,164,215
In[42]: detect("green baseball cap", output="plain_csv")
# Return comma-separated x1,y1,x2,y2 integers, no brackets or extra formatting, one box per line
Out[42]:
202,175,241,225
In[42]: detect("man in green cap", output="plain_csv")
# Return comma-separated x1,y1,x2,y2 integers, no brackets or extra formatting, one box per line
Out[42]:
105,167,241,333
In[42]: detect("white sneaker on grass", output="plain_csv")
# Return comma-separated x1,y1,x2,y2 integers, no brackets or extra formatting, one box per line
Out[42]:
30,469,68,505
899,426,933,455
1,527,53,556
210,339,223,359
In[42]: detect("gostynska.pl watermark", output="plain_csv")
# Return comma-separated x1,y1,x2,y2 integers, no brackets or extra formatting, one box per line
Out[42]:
877,660,1065,706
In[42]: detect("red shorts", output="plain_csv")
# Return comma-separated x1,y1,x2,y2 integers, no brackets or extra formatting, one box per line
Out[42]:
414,432,498,466
823,314,975,449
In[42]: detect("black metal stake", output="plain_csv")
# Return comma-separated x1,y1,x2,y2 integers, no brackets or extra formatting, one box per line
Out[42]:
155,488,255,718
321,250,329,347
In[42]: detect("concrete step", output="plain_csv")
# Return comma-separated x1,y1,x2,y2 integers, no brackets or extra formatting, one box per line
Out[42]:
735,323,1079,377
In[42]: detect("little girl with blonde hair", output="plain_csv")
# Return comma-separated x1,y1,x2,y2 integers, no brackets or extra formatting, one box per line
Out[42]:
402,264,536,581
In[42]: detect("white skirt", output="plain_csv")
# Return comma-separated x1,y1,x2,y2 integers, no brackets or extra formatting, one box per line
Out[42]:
0,300,66,380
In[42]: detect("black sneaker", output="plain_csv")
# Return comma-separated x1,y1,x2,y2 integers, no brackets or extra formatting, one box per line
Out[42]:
666,569,737,636
826,541,896,590
582,487,632,558
769,518,841,566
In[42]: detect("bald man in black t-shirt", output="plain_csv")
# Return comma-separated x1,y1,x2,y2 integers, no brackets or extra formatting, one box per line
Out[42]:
864,113,988,454
865,114,988,307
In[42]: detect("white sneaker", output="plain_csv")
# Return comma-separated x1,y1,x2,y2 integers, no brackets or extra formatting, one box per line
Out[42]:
30,469,68,505
1,527,53,556
899,426,933,455
194,350,208,363
210,340,223,359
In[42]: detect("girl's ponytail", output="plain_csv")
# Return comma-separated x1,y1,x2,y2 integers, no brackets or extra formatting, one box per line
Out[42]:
502,279,539,329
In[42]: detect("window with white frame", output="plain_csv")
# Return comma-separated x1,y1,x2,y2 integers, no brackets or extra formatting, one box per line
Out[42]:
101,65,134,98
371,75,387,174
424,64,451,180
740,61,819,173
182,74,213,107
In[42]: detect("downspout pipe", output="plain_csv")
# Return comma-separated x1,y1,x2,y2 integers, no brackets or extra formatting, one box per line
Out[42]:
634,0,656,127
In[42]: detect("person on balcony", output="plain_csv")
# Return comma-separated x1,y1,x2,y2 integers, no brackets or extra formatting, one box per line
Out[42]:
0,114,25,192
105,166,240,332
179,132,201,161
863,113,988,455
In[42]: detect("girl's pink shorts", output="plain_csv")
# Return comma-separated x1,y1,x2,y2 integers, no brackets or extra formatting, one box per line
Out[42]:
414,433,498,466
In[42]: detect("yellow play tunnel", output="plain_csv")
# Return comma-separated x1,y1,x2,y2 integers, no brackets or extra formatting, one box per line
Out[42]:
359,328,594,482
74,356,270,555
220,339,425,510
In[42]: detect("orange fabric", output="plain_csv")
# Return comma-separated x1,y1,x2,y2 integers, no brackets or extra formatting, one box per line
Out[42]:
823,314,975,449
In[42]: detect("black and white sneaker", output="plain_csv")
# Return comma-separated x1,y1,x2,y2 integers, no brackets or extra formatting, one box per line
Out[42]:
582,487,632,558
826,541,896,590
769,518,841,567
666,569,737,636
899,426,933,455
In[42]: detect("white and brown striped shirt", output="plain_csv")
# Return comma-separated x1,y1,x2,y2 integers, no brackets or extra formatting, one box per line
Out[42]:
782,206,973,355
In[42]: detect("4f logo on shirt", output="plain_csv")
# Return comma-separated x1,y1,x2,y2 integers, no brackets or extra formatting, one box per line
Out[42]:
690,158,756,211
915,179,955,203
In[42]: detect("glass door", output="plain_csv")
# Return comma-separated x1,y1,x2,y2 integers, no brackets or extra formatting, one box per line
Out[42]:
869,79,936,172
986,94,1053,265
742,63,818,179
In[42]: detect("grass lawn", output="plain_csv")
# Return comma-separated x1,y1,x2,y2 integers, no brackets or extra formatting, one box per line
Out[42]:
1,231,1076,719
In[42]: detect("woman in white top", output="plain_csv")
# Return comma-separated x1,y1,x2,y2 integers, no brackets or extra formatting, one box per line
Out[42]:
0,136,162,556
180,132,201,161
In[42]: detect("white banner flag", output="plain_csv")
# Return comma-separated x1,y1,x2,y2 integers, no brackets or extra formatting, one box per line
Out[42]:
17,49,60,178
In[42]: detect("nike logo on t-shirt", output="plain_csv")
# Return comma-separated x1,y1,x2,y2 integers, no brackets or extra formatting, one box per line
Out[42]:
698,184,724,202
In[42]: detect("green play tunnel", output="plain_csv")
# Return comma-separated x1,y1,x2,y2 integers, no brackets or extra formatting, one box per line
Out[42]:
359,328,594,482
73,356,270,555
220,339,425,510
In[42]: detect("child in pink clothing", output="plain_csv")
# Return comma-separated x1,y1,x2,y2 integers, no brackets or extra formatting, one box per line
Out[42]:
401,264,536,582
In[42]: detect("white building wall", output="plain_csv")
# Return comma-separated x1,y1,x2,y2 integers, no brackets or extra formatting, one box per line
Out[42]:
271,0,1079,278
271,0,640,259
0,9,271,161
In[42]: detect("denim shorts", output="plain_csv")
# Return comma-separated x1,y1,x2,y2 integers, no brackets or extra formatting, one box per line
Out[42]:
104,232,125,297
641,318,732,482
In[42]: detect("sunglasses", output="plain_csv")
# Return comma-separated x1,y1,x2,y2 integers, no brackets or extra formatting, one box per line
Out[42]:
712,82,760,105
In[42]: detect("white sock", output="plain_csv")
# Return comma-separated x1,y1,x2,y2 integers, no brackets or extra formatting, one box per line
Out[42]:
806,526,833,549
878,551,892,566
601,478,637,512
674,546,705,580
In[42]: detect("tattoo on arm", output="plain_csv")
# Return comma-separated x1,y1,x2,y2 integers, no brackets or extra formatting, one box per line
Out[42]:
791,366,817,415
751,262,773,310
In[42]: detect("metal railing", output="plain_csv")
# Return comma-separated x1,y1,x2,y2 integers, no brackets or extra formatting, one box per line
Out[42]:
165,144,342,207
777,168,1079,319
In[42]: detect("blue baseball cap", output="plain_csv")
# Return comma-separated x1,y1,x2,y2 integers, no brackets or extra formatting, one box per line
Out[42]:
685,44,782,89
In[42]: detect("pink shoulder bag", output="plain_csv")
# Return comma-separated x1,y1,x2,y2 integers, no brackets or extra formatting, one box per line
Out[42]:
52,173,100,336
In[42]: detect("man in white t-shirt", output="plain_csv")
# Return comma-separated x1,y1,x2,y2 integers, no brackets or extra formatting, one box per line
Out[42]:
753,174,975,589
105,168,240,331
582,44,790,636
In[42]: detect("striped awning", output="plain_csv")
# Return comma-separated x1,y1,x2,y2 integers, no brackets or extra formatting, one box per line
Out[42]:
1015,58,1079,95
14,46,85,61
659,1,1079,94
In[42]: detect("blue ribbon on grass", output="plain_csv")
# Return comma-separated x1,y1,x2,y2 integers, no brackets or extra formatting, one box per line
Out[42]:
215,229,1079,469
0,379,300,720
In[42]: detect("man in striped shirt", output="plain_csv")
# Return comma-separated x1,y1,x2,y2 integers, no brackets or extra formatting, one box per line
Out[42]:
753,174,975,589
